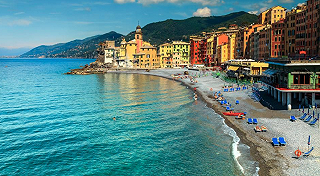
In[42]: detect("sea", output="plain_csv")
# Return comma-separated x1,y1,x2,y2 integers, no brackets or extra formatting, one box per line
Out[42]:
0,58,259,176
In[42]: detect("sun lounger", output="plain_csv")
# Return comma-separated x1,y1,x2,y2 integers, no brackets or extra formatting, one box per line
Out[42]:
290,116,297,122
310,118,318,125
247,118,253,124
299,113,307,120
278,137,287,146
261,125,267,132
254,126,261,132
253,118,258,124
304,115,312,122
226,106,234,111
235,100,239,104
303,147,314,157
272,138,280,146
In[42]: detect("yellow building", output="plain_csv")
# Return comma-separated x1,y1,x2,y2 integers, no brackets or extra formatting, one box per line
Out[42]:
172,41,190,67
159,43,173,68
133,45,159,69
264,6,286,25
119,25,160,68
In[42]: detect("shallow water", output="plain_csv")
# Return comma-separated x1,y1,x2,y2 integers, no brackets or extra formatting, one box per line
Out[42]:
0,58,258,175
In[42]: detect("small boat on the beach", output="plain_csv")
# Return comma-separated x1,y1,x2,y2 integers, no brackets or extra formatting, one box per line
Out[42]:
254,126,262,132
261,125,267,132
223,112,245,116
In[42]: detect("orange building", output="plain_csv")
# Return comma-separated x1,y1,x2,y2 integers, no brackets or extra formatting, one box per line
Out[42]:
236,24,264,59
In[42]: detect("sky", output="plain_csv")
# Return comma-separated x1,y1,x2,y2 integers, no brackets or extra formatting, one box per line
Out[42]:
0,0,301,55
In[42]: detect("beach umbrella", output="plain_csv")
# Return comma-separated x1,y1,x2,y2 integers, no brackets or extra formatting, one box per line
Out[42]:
299,104,301,111
308,135,311,150
303,106,305,113
308,108,310,115
313,110,315,118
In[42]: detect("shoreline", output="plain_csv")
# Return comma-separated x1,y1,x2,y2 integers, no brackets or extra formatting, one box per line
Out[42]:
106,69,281,176
93,68,320,176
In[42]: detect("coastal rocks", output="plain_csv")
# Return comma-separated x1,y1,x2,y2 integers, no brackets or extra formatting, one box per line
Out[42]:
65,61,108,75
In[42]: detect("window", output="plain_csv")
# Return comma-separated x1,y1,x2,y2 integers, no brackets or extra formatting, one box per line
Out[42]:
293,74,310,84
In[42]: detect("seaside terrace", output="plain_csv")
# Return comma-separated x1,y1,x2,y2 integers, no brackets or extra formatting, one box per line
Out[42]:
261,58,320,110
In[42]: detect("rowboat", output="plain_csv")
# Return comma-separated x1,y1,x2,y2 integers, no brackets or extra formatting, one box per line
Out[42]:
223,112,245,116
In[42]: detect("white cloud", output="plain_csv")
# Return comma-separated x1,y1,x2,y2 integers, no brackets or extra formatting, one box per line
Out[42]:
0,16,34,26
74,7,91,11
14,12,25,15
279,0,293,3
114,0,135,3
193,7,211,17
248,11,258,15
297,3,305,6
114,0,224,6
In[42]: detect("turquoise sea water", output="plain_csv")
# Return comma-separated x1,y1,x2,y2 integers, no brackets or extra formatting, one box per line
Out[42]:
0,58,258,175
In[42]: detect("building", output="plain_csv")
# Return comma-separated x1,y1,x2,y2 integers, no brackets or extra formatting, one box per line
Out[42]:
133,45,159,69
227,59,269,82
259,25,272,60
262,59,320,109
271,19,286,58
295,6,307,54
118,25,160,68
265,6,286,24
235,24,264,59
172,41,190,67
305,0,320,57
159,43,173,68
190,35,206,66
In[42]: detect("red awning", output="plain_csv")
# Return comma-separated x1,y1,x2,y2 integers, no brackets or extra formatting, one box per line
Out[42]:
299,51,306,55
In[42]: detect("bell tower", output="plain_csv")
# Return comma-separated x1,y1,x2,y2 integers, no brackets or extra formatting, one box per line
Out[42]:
135,22,143,53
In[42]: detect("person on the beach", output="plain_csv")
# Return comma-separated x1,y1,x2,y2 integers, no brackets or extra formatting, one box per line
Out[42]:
113,117,116,121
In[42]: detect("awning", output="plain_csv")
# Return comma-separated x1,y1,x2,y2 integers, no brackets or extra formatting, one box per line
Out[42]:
263,69,278,76
228,66,239,71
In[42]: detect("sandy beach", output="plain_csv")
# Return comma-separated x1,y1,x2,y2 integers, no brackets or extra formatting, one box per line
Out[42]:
108,68,320,176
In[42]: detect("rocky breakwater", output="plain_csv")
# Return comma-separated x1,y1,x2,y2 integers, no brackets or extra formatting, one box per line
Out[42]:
65,61,108,75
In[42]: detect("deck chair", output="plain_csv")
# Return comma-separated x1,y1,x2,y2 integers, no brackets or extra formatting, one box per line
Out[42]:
303,147,314,157
290,116,297,122
272,138,280,146
304,115,312,122
253,118,258,124
278,137,287,146
247,118,253,124
299,113,307,120
226,106,234,111
310,118,318,125
235,100,239,105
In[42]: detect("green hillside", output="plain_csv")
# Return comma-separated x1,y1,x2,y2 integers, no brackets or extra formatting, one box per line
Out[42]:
21,11,257,58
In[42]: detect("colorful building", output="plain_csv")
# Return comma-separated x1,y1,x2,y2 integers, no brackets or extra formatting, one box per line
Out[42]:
262,59,320,109
265,6,286,24
172,41,190,67
159,43,173,68
190,35,205,66
271,19,285,58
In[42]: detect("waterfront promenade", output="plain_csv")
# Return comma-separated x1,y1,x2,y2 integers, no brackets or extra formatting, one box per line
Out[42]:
109,68,320,176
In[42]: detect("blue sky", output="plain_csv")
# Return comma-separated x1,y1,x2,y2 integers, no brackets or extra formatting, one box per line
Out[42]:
0,0,300,53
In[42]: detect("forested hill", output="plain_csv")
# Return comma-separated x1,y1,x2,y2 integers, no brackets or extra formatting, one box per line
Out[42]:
21,11,257,58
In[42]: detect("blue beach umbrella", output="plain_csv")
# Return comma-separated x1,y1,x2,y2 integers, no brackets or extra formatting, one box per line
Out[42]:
299,104,301,111
308,108,310,115
303,106,305,113
308,135,311,147
313,110,315,118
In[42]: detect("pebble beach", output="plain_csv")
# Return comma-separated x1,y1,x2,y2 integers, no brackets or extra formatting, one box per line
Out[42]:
109,68,320,176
